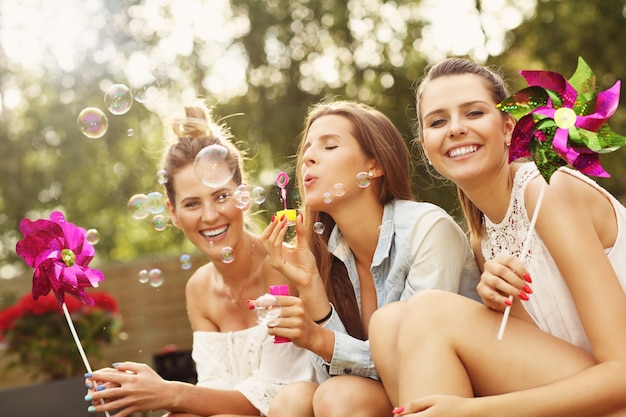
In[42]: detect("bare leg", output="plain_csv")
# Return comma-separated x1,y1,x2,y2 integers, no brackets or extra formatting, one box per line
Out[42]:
369,301,407,406
267,381,317,417
396,290,596,403
313,375,392,417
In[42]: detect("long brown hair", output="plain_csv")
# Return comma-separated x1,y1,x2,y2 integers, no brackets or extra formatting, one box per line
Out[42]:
296,100,413,339
414,57,510,245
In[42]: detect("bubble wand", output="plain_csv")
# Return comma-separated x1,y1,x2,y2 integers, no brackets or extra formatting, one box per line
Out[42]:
274,171,297,226
16,211,111,416
495,57,626,339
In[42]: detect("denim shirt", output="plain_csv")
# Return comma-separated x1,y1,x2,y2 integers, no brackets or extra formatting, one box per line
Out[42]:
317,199,480,379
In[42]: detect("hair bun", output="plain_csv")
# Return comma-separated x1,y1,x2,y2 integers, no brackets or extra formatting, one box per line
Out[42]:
172,103,220,140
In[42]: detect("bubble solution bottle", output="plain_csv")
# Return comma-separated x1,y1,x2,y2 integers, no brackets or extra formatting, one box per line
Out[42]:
269,284,291,343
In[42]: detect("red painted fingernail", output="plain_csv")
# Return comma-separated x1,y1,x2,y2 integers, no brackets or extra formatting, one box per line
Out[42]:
523,273,532,283
518,292,529,301
504,298,512,306
271,214,275,222
392,406,404,414
280,214,285,221
522,284,533,294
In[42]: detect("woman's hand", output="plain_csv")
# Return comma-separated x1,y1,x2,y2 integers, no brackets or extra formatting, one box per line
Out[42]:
85,362,171,416
393,395,475,416
477,255,532,311
260,213,320,291
266,295,333,357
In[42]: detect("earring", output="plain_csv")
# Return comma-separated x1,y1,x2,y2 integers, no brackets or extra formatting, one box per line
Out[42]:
368,170,374,177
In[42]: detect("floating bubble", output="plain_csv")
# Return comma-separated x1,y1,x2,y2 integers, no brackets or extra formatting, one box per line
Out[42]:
146,191,166,214
313,222,325,234
233,184,250,209
356,172,371,188
323,192,332,204
77,107,108,139
333,183,346,197
221,247,235,264
251,186,267,204
138,269,149,284
149,268,164,287
127,128,134,137
86,229,100,245
128,193,150,220
156,169,169,184
152,214,167,231
180,254,192,270
132,76,160,104
104,84,133,115
194,144,237,188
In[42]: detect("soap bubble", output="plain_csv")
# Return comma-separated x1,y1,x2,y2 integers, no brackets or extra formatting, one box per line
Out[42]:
149,268,164,287
146,191,166,214
313,222,325,234
323,192,332,204
104,84,133,115
194,144,237,188
86,229,100,245
156,169,169,184
128,193,150,220
152,214,167,231
132,76,159,104
138,269,149,284
77,107,108,139
180,254,192,270
356,172,371,188
127,128,134,137
233,185,250,209
221,247,235,264
251,186,267,204
333,183,345,196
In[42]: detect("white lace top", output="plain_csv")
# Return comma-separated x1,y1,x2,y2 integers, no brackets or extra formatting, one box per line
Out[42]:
192,325,325,416
481,162,626,352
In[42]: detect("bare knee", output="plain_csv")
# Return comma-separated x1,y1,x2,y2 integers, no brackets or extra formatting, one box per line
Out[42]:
313,376,391,417
268,381,317,417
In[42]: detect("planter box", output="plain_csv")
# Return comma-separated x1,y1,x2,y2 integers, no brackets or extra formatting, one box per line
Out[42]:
0,376,94,416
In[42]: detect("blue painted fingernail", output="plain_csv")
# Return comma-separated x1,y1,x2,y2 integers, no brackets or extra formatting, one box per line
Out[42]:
84,373,92,378
96,385,106,391
85,382,92,389
84,394,93,401
88,406,96,413
112,362,120,367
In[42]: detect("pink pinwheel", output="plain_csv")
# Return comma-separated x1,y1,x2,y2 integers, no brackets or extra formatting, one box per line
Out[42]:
16,211,104,307
498,57,626,181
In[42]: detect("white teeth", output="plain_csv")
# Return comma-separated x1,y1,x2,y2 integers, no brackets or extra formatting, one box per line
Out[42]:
201,225,228,238
448,146,477,158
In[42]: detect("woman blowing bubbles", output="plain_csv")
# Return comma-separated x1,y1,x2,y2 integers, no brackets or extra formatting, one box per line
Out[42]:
85,102,322,417
261,101,481,417
370,58,626,416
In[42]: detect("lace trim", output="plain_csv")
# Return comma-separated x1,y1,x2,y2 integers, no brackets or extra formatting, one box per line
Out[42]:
482,163,541,263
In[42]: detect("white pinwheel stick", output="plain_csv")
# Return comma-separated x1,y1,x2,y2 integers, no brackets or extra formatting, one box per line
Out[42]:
497,182,546,340
62,302,111,417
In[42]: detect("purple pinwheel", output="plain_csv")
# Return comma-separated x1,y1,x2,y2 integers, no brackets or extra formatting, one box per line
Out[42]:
15,211,104,307
497,57,626,181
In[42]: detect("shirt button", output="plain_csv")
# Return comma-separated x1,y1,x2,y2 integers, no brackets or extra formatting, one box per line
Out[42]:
343,368,352,374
